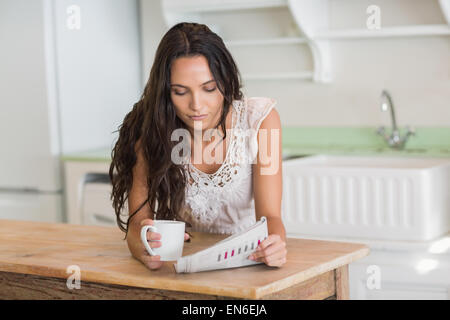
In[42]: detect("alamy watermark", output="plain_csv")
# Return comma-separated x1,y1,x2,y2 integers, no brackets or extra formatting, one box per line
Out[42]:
170,121,280,176
366,265,381,290
67,5,81,30
66,265,81,289
367,5,381,30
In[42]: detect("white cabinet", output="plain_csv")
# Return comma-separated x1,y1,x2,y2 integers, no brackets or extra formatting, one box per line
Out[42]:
289,233,450,300
82,180,117,226
63,160,111,224
349,248,450,300
0,192,63,223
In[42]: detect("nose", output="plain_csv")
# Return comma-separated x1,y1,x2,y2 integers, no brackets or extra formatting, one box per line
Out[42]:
189,91,203,112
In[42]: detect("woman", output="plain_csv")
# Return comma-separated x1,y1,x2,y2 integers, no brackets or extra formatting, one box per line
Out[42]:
109,22,286,271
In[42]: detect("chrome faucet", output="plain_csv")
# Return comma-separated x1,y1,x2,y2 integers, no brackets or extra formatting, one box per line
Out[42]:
376,90,415,149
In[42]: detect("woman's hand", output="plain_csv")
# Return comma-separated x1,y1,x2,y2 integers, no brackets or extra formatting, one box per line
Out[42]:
132,219,191,271
137,219,163,270
248,234,287,267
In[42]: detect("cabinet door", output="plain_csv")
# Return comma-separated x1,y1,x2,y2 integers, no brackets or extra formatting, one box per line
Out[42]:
349,261,450,300
82,181,117,227
0,191,63,223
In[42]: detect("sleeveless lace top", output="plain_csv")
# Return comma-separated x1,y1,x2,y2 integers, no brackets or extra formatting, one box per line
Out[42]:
179,96,277,234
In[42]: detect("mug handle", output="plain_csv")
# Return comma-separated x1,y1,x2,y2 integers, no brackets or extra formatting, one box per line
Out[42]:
140,225,158,256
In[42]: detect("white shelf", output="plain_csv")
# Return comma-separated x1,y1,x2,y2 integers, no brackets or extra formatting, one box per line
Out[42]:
161,0,450,84
163,0,287,13
161,0,328,83
242,71,313,81
224,37,308,47
287,0,331,83
439,0,450,25
314,24,450,40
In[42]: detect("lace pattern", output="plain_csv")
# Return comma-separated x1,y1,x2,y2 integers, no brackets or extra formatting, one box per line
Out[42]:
184,99,248,225
182,96,276,233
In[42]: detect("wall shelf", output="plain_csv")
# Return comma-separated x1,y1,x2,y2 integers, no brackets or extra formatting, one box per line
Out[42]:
162,0,288,13
161,0,450,83
314,24,450,40
162,0,330,83
224,37,307,47
242,71,313,81
439,0,450,25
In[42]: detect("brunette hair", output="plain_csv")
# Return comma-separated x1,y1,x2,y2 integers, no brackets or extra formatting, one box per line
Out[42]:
109,22,243,238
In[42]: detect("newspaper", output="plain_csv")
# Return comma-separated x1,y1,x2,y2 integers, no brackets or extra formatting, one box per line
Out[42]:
174,217,268,273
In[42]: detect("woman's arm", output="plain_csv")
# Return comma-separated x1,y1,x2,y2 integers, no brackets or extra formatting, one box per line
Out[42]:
250,107,287,267
126,139,165,270
127,139,190,270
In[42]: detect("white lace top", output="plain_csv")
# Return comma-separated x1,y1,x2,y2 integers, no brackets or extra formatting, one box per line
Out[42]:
179,96,277,234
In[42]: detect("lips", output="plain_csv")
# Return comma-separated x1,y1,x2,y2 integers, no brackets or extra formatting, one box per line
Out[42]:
189,114,207,120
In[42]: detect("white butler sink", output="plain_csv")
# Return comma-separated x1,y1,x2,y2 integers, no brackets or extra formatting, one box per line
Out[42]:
281,155,450,241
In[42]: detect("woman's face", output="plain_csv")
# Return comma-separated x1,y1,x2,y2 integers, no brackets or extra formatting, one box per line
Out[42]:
170,55,224,135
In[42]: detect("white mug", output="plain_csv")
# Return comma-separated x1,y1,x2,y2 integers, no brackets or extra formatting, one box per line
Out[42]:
140,220,185,261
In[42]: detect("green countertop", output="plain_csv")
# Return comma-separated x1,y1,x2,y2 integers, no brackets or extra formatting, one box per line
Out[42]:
62,127,450,162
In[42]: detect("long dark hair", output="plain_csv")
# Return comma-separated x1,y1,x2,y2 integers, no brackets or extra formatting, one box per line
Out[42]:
109,22,244,238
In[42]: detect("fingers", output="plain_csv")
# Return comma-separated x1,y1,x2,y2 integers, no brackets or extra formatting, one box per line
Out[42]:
258,235,285,256
138,219,164,270
252,234,284,258
263,256,287,267
259,234,282,251
144,238,162,249
248,234,287,267
146,231,161,242
140,241,163,270
184,232,190,241
251,246,286,266
139,218,162,242
140,254,163,270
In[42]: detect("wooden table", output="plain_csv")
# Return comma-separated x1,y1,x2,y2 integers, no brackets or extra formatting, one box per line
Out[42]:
0,219,369,300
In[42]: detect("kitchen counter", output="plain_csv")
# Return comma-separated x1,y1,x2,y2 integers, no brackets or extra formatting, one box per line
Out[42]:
60,126,450,225
61,127,450,162
0,219,369,300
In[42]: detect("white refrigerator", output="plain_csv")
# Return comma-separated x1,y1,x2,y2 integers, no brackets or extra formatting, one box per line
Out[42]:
0,0,142,223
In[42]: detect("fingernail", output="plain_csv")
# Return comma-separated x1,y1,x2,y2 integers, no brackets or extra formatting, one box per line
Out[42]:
248,255,254,260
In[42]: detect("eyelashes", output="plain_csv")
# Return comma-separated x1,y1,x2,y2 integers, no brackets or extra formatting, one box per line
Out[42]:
173,87,217,96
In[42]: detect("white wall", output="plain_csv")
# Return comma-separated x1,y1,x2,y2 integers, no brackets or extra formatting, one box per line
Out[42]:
139,0,450,127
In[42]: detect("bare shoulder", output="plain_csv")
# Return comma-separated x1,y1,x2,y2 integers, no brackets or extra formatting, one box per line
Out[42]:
246,96,280,131
259,108,281,131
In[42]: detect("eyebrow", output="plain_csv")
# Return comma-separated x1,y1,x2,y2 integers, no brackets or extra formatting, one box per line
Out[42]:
170,79,216,88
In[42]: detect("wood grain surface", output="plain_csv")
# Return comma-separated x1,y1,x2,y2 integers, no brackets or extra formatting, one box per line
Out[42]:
0,219,369,299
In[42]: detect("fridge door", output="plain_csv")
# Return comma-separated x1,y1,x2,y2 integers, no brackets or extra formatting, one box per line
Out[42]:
52,0,142,155
0,0,61,192
0,191,63,223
